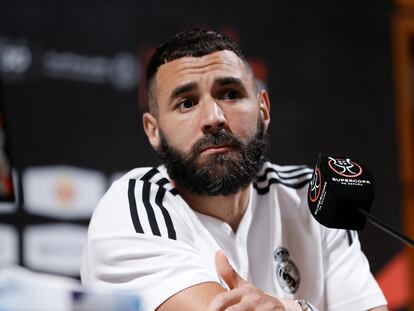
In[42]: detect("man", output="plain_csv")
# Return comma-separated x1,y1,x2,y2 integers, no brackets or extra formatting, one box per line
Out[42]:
81,29,388,311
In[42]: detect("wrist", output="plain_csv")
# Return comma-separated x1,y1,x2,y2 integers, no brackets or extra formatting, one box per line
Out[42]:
294,299,316,311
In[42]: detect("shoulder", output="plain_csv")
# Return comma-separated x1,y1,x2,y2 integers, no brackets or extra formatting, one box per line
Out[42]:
250,161,314,220
253,161,314,195
82,167,221,309
88,166,189,242
118,166,178,195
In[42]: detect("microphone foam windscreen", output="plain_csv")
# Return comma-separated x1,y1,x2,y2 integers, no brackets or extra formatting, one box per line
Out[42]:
307,154,375,230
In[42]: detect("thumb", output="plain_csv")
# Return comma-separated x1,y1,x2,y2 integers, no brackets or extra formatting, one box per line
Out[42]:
215,250,247,289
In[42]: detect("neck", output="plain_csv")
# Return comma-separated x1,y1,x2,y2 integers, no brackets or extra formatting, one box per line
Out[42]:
175,185,251,232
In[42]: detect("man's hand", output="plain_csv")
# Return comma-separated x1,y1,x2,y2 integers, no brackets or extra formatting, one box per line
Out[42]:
207,250,302,311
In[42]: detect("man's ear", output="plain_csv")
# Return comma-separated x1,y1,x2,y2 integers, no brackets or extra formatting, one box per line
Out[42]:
258,89,270,127
143,112,160,150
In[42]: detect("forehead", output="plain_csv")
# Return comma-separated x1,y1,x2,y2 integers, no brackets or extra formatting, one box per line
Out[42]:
154,50,251,93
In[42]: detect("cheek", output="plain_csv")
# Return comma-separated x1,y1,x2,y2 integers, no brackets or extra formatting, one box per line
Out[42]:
159,118,199,153
227,107,259,140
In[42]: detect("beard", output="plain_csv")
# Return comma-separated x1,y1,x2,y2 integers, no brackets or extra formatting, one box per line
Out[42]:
156,117,269,196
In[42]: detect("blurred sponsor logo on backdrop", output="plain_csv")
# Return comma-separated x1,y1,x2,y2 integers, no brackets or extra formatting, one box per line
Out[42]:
42,51,140,90
0,36,140,91
0,224,18,266
0,202,15,213
24,224,87,276
22,166,106,219
0,37,32,81
0,170,18,213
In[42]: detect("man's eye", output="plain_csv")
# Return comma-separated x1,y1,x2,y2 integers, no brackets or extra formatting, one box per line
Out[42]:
178,99,196,111
222,90,239,100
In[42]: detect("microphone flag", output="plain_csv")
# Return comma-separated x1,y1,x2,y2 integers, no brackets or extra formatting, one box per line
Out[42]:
307,153,375,230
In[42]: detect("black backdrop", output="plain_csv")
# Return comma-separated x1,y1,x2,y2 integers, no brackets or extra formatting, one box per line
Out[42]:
0,0,401,294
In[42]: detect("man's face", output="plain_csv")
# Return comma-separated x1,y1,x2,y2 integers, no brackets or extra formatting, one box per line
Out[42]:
143,50,271,195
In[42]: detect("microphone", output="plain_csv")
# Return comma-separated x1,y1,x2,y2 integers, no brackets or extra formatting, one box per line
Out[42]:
307,153,414,247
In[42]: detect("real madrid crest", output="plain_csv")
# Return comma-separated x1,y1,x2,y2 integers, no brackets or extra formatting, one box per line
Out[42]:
273,247,300,294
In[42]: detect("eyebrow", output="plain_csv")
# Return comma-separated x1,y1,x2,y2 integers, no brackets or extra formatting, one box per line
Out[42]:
215,76,244,87
170,82,197,101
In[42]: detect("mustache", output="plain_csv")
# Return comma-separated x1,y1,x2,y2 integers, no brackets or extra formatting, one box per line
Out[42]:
188,130,244,155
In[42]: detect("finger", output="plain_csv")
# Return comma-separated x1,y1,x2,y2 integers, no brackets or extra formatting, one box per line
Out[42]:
239,292,285,311
232,298,284,311
215,250,247,289
225,301,254,311
208,286,250,311
255,301,285,311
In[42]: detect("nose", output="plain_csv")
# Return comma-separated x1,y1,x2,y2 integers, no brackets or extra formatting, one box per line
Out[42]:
200,98,227,134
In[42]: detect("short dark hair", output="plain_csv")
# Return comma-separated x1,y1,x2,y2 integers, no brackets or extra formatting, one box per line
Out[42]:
146,29,249,116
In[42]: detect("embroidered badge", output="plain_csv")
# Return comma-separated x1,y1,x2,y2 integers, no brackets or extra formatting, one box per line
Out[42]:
273,247,300,294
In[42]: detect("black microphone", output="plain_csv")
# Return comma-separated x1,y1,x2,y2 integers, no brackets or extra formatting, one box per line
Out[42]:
307,153,414,247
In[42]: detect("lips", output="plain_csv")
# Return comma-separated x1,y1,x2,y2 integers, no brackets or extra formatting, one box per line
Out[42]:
200,144,232,155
